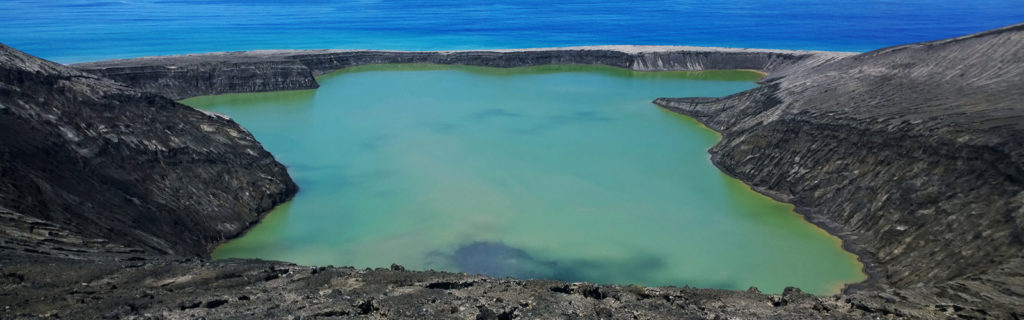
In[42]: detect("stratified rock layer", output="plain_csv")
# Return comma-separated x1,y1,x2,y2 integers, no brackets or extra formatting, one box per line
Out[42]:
0,43,297,258
73,46,851,100
657,23,1024,314
2,23,1024,319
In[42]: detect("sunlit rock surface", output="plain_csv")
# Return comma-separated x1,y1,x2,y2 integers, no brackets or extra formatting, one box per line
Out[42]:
2,23,1023,319
0,43,297,258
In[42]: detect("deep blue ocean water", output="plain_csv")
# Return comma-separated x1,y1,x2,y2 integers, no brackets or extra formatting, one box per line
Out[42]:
2,0,1022,63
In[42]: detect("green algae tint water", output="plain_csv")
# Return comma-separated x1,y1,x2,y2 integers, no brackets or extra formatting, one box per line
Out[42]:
186,65,864,294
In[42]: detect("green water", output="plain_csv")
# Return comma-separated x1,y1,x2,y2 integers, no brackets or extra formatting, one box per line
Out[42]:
186,64,864,294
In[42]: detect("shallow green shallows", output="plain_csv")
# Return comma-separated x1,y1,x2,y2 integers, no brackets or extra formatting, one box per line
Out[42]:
185,64,865,295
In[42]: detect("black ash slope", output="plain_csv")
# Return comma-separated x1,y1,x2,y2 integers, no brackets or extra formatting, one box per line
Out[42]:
657,22,1024,315
0,43,297,259
2,23,1024,319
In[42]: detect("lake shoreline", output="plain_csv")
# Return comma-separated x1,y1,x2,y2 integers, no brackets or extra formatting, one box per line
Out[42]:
66,45,886,297
190,63,862,295
2,22,1021,317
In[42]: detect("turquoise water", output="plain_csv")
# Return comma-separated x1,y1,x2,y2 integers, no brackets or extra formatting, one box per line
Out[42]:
3,0,1024,63
186,65,865,295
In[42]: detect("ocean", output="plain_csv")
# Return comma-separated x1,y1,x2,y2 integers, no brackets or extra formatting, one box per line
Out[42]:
2,0,1023,63
3,0,1018,294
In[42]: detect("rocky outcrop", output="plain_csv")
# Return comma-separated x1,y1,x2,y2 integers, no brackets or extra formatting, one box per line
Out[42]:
73,58,319,102
73,46,852,100
0,43,297,258
0,257,954,319
656,22,1024,315
2,22,1024,319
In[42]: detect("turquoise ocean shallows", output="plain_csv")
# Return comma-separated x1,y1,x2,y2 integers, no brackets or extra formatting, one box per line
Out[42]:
185,65,865,295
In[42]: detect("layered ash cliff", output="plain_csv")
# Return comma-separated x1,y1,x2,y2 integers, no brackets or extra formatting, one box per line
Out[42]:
2,23,1023,319
72,46,851,100
0,43,297,258
656,22,1024,313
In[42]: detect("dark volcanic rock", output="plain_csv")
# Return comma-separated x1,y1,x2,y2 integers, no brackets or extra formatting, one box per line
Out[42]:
657,22,1024,315
73,46,850,100
3,23,1024,319
0,43,297,258
0,257,921,319
75,57,319,101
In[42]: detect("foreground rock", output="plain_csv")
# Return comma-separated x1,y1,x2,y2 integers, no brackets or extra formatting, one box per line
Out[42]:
0,43,297,258
2,23,1024,319
0,257,938,319
657,23,1024,316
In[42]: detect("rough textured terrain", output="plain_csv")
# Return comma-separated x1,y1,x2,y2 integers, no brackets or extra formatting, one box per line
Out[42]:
72,46,852,100
657,22,1024,316
2,23,1024,319
0,256,959,319
0,43,297,258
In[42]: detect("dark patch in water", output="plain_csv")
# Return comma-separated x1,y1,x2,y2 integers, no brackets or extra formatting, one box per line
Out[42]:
358,133,394,151
431,122,460,134
444,108,616,136
472,108,530,119
450,241,557,279
563,110,610,121
433,241,675,285
515,111,614,135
